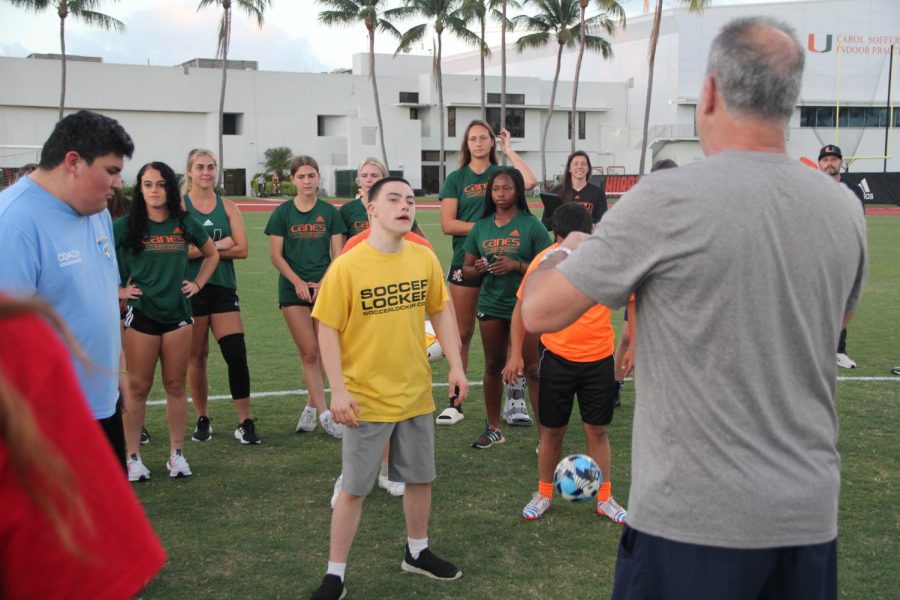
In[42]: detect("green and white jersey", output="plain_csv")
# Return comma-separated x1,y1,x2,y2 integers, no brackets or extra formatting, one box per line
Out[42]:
340,197,369,238
264,198,346,304
184,194,237,289
439,164,500,265
463,212,551,319
114,214,210,323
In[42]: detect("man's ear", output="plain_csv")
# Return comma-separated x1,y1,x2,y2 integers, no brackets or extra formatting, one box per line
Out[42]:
699,74,717,117
63,150,82,175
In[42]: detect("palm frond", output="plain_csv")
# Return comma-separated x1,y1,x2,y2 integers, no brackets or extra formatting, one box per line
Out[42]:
395,23,428,55
71,9,125,32
515,30,550,51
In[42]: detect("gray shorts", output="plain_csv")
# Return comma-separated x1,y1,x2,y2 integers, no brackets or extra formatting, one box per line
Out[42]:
342,413,436,496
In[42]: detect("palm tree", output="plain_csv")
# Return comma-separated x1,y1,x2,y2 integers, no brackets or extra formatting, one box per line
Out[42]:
515,0,612,187
389,0,484,182
319,0,401,170
263,146,292,179
638,0,709,173
197,0,271,188
570,0,624,153
7,0,125,121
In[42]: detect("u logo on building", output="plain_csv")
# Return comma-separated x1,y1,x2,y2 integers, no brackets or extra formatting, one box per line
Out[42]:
808,33,833,53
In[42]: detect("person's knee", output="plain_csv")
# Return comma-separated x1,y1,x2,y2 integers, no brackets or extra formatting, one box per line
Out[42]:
162,374,186,396
299,345,320,365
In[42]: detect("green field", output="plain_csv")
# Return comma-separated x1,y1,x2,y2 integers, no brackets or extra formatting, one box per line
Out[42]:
134,208,899,599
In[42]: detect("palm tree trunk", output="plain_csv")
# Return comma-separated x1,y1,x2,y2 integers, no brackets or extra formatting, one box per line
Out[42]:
639,0,663,175
500,0,507,166
571,2,587,154
369,27,390,170
436,33,446,183
480,16,486,121
217,7,231,191
58,12,67,121
541,43,564,190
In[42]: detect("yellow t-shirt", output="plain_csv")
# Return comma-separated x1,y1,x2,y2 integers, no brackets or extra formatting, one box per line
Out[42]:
312,241,449,422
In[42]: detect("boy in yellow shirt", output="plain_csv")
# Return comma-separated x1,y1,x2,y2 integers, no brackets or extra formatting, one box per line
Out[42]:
310,177,468,600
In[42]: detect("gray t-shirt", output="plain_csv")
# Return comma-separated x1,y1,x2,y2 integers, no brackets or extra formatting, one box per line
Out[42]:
558,151,867,549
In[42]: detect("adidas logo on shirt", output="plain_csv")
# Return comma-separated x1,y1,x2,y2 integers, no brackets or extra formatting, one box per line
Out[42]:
173,226,183,234
203,219,214,226
316,216,325,223
510,229,520,236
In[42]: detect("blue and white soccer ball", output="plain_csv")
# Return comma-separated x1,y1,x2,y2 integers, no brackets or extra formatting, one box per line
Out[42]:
553,454,602,502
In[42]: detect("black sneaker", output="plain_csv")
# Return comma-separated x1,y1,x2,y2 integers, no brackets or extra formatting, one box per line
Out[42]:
140,426,151,445
401,545,461,581
310,574,346,600
234,418,261,444
192,416,212,442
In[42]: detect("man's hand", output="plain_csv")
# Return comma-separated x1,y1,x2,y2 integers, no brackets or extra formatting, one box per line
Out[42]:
330,388,361,428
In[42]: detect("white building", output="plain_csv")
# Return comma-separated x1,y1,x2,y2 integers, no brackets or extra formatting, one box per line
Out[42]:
0,0,896,194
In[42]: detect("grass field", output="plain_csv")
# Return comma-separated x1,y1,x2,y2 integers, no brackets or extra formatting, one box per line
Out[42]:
134,206,899,599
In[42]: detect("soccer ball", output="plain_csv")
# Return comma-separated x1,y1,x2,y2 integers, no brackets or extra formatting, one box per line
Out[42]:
424,320,443,363
553,454,602,502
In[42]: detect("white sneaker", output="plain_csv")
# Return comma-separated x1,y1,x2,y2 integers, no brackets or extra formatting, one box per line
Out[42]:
166,452,192,478
597,496,628,524
836,353,857,369
296,406,317,433
379,474,405,497
127,454,150,482
330,474,343,509
320,411,344,439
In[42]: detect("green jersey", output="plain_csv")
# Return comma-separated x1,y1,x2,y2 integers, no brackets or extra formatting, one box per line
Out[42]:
463,212,551,319
264,198,346,303
114,214,210,323
184,194,237,289
340,196,420,239
439,164,500,265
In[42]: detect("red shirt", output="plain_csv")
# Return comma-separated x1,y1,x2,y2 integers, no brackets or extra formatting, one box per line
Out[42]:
0,309,166,599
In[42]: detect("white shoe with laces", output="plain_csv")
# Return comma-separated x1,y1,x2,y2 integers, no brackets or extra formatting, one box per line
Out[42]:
296,406,317,433
836,353,856,369
166,452,192,478
597,496,628,524
127,454,150,482
320,411,344,439
379,474,405,497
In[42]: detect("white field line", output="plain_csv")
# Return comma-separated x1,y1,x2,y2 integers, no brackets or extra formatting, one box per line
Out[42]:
145,377,897,406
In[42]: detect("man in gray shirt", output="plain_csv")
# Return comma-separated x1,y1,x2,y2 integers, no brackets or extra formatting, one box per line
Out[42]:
522,17,866,599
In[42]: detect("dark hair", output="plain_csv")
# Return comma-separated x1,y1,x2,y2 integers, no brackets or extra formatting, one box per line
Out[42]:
551,202,593,239
289,155,319,176
122,162,187,254
17,163,38,179
482,168,529,218
560,151,592,203
368,176,412,204
106,188,131,220
458,120,498,167
38,110,134,170
651,158,678,172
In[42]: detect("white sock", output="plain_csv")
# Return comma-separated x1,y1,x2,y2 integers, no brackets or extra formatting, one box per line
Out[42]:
326,561,346,582
408,537,428,559
319,409,332,424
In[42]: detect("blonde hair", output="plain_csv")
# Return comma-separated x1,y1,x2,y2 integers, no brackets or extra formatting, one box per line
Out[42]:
357,157,388,180
180,148,217,196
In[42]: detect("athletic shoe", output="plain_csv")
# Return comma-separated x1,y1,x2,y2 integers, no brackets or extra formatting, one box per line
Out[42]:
310,574,346,600
320,411,344,439
140,426,151,445
597,496,628,524
330,474,343,509
401,545,462,581
296,406,317,433
836,353,857,369
893,366,900,376
470,422,505,449
192,415,212,442
234,418,261,444
379,474,405,497
522,492,551,520
127,454,150,482
503,376,532,426
167,452,192,478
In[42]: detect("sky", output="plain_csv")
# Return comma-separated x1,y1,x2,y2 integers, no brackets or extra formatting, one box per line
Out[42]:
0,0,812,73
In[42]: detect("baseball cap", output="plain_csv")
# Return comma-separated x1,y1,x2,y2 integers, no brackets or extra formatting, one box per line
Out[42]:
819,145,842,160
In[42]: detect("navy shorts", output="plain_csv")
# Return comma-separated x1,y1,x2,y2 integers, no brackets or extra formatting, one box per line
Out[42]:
191,284,240,317
538,347,618,427
611,525,837,600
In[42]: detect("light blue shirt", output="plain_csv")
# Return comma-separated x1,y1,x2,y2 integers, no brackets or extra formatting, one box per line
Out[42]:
0,177,121,419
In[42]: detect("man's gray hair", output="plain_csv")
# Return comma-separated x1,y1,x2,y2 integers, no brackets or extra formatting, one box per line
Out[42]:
707,17,804,123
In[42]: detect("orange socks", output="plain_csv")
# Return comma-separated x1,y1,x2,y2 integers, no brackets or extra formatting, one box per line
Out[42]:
538,480,554,499
598,481,612,502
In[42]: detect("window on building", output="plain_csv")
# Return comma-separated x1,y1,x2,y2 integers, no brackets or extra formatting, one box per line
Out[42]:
487,93,525,105
317,115,326,136
486,107,525,138
801,106,898,128
448,107,456,137
399,91,419,103
567,111,586,140
422,150,440,162
410,107,419,120
223,113,242,135
865,107,886,128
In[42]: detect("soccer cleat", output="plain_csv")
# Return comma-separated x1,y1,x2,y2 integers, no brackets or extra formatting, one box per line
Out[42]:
522,492,552,520
140,426,151,445
320,411,344,439
296,406,317,433
401,545,462,581
192,415,212,442
127,454,150,482
597,496,629,524
470,422,505,449
310,574,346,600
234,418,261,444
167,451,192,478
503,376,532,426
379,474,405,497
836,353,857,369
330,474,343,509
893,366,900,376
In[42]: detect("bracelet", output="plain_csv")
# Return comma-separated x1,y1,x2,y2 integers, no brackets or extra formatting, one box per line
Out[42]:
540,247,573,263
193,280,202,291
119,369,129,375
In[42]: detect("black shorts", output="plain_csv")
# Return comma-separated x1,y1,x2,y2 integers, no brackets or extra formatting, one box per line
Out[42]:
279,285,318,309
476,311,510,323
123,306,192,336
538,346,618,427
446,264,481,288
191,284,240,317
